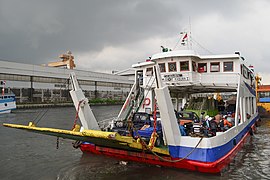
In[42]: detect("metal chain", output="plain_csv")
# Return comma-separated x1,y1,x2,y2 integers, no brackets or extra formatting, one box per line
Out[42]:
56,137,59,149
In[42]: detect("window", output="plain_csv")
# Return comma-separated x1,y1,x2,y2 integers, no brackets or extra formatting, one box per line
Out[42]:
224,61,233,72
159,63,166,72
192,61,196,72
168,62,177,72
242,65,249,79
198,63,207,73
210,62,220,72
146,67,153,76
180,61,189,71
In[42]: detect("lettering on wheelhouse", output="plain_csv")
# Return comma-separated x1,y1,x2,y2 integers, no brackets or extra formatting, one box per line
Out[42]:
162,74,190,82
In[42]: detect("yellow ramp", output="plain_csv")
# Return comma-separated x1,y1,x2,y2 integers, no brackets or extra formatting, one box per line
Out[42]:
3,123,169,155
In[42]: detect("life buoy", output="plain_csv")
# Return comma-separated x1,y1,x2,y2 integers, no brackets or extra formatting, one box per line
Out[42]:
143,98,151,108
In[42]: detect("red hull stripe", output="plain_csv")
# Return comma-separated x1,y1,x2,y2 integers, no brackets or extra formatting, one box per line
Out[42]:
168,115,259,162
80,124,255,173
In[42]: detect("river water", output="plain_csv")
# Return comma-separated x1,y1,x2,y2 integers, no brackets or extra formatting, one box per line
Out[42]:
0,106,269,180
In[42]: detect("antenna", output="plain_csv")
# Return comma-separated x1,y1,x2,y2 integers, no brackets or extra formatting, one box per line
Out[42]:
189,17,192,50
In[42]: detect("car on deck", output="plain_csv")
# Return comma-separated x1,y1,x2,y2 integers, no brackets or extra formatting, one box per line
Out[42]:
111,112,163,146
176,111,200,125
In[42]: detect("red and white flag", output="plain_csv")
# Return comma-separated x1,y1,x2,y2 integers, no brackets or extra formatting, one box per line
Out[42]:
182,33,188,42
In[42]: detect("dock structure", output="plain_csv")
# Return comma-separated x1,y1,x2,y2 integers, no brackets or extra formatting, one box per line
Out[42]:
257,84,270,113
0,60,133,104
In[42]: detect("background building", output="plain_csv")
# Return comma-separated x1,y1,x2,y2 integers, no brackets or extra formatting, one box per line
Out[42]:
0,60,133,103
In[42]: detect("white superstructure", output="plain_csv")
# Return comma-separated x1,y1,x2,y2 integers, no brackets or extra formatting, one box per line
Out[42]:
116,49,258,163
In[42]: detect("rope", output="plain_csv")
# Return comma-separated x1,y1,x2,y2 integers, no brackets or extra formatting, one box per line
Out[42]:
190,38,214,54
72,100,84,130
132,122,203,163
173,37,182,50
147,136,203,163
153,99,157,134
56,137,59,149
33,109,49,125
148,99,157,149
31,78,69,126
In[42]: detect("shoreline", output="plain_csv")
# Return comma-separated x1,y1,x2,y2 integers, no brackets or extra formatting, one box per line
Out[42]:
16,102,123,109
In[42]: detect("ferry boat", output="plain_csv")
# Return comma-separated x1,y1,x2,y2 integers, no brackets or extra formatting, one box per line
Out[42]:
3,49,260,173
0,81,16,114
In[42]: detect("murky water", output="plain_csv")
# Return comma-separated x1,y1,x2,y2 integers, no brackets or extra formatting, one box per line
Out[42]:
0,106,269,180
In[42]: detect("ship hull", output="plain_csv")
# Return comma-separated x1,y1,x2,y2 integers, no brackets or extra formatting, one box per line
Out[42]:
80,122,257,174
0,109,11,114
0,97,16,114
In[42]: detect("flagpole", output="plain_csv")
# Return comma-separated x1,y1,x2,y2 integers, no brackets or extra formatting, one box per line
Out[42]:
189,17,192,50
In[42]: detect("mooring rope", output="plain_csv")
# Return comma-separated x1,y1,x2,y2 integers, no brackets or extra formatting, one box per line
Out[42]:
33,109,49,125
132,122,203,163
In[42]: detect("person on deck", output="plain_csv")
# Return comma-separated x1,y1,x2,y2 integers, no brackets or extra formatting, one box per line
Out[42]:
209,117,218,136
220,115,232,131
179,124,187,136
214,113,222,124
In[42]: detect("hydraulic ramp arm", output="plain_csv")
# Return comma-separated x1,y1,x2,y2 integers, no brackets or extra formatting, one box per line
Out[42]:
69,72,100,130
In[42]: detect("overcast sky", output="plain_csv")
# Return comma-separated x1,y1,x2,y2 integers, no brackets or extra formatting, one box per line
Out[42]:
1,0,270,83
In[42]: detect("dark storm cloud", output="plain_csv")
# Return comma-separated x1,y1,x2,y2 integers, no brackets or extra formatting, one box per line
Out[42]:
0,0,269,82
0,0,246,63
0,0,181,64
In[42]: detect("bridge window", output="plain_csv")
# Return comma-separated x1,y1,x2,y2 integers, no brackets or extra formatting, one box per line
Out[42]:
198,63,207,73
180,61,189,71
259,91,270,98
146,67,153,76
168,62,177,72
224,61,233,72
159,63,166,72
242,65,249,79
210,62,220,72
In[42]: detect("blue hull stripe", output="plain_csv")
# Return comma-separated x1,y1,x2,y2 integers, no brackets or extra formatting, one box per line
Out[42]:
0,99,15,103
244,82,256,96
168,115,259,162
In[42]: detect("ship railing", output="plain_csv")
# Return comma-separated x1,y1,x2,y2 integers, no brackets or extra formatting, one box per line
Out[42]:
117,83,136,120
117,82,143,121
